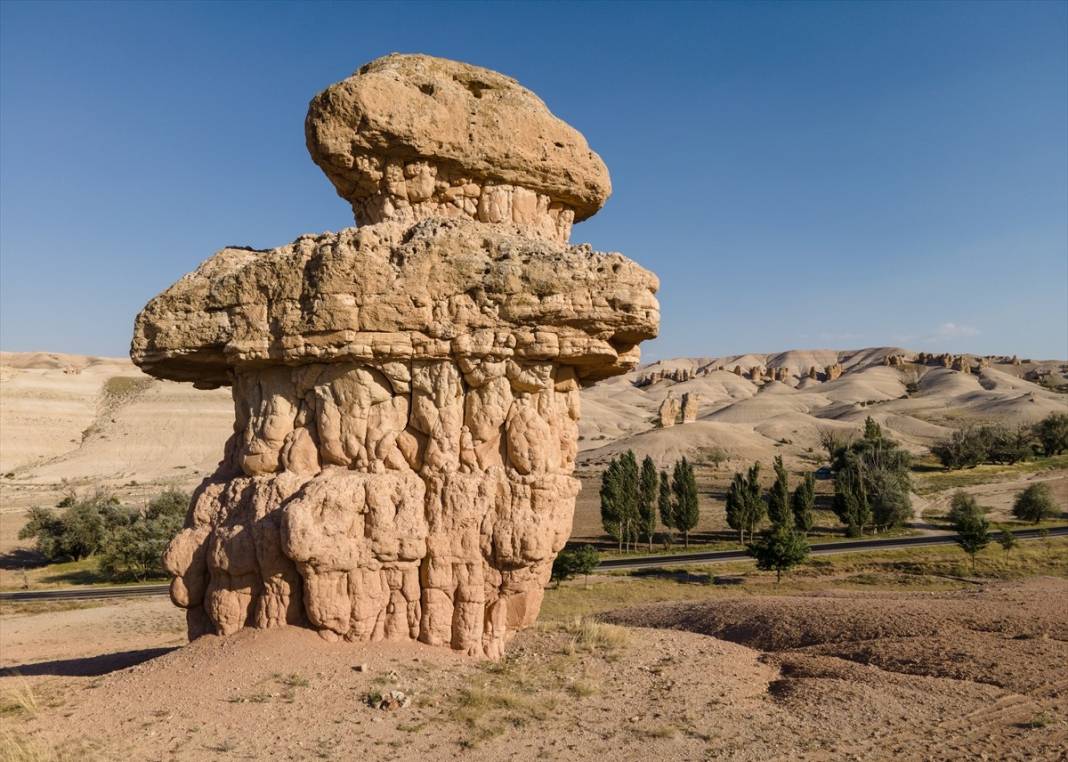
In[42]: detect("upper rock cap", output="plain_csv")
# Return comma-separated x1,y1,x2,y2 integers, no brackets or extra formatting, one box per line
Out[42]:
306,54,611,233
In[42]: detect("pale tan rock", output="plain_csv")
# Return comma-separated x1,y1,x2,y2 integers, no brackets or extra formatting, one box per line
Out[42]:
680,392,700,423
657,395,680,428
135,55,658,658
825,363,843,381
306,54,610,240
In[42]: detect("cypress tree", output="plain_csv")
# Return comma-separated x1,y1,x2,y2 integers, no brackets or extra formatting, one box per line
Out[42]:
599,456,624,552
791,472,816,533
742,462,765,543
638,456,659,550
767,455,791,527
658,469,674,545
725,471,746,544
672,458,700,547
619,450,640,551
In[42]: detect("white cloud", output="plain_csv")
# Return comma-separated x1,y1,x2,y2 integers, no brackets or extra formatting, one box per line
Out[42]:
919,321,981,346
933,322,980,339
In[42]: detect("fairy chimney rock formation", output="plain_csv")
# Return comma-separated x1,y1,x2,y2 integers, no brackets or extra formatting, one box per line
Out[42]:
680,392,700,423
130,54,659,659
658,395,680,428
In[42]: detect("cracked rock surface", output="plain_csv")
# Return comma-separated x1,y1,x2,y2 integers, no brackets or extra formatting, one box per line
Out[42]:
132,54,658,657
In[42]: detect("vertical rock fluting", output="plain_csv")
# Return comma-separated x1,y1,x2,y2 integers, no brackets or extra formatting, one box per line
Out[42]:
131,54,658,658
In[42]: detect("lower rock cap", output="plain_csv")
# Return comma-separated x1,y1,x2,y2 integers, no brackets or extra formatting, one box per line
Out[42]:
131,218,659,387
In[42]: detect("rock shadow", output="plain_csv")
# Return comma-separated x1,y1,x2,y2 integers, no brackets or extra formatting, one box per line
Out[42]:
0,647,177,677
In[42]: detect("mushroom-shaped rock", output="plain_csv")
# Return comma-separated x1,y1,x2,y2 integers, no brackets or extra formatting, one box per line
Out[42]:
133,54,658,659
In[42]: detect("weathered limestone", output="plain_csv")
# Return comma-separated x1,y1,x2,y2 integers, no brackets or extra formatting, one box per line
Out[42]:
657,395,680,428
825,363,843,381
680,392,700,423
133,55,658,658
306,54,611,242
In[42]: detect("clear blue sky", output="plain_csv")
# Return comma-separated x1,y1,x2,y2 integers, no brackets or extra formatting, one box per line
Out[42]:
2,0,1066,361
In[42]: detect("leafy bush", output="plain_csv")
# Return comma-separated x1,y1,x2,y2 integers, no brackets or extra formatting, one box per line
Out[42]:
949,492,989,572
18,487,188,580
1012,483,1059,524
18,489,126,561
748,524,810,582
99,489,188,580
947,491,982,526
931,414,1068,471
1034,412,1068,457
551,545,599,586
997,527,1018,553
931,426,993,470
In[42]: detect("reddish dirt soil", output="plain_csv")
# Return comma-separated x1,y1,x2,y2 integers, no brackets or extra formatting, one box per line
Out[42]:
2,578,1066,760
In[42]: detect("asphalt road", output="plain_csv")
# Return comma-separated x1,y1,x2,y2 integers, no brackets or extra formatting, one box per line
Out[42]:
598,525,1068,570
2,526,1065,602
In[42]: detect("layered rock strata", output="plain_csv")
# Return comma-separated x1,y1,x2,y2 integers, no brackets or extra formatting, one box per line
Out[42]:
131,55,658,658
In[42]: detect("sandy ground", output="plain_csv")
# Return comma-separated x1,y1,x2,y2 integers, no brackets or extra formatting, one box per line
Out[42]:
2,577,1066,761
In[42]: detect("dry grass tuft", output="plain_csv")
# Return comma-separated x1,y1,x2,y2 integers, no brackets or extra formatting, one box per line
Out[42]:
0,728,54,762
556,617,630,654
0,681,39,718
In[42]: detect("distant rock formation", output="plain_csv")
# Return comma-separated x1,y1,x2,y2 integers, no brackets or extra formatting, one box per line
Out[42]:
825,363,843,381
131,54,659,658
680,392,700,423
658,395,681,427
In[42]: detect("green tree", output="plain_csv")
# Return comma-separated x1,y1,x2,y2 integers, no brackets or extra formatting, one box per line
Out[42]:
947,491,981,526
657,469,674,545
748,524,810,582
997,527,1018,553
100,490,188,580
17,489,126,561
17,506,66,560
741,462,766,543
671,458,700,548
767,455,791,527
832,418,911,535
618,451,640,551
1012,483,1059,524
551,545,599,587
832,453,871,537
725,471,747,543
637,456,659,550
986,425,1034,465
791,472,816,534
1034,412,1068,457
931,426,990,470
599,456,625,552
950,494,989,572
